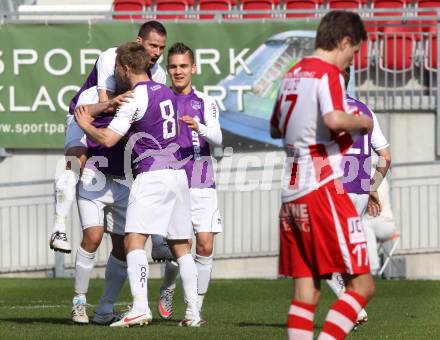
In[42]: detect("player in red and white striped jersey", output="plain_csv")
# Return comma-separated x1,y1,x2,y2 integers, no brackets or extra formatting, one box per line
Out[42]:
271,11,375,340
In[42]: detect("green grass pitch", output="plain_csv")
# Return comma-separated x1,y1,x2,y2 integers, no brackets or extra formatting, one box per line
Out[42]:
0,278,439,339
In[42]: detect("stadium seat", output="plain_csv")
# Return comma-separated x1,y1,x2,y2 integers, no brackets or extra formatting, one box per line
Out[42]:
284,0,317,18
156,0,190,19
378,231,400,276
424,33,437,71
416,0,440,17
372,0,406,23
198,0,233,19
354,40,370,71
241,0,276,19
328,0,361,10
113,0,145,20
379,25,421,72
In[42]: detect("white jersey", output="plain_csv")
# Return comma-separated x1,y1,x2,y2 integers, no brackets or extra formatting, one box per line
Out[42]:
270,56,355,202
96,47,167,92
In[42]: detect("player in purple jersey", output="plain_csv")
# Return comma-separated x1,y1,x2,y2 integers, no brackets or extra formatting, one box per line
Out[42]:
156,43,223,321
50,21,168,254
69,86,133,325
75,42,203,327
326,67,392,326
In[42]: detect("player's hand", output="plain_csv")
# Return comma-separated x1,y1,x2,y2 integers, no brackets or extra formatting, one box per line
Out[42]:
368,191,382,217
108,91,134,111
180,115,199,132
74,105,94,129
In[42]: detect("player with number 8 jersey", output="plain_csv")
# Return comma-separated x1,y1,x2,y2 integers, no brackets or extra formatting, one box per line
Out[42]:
75,42,200,328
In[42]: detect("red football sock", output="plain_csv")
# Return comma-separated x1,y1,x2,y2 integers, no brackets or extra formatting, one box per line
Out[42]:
318,290,367,340
287,299,315,340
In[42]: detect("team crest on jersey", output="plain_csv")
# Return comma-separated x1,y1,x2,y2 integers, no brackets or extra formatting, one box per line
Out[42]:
150,85,161,91
191,100,201,110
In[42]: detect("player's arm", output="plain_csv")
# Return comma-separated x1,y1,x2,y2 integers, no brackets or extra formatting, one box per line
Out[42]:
76,91,133,118
368,111,391,216
96,48,118,107
323,110,373,135
180,97,223,146
75,106,123,148
319,71,373,135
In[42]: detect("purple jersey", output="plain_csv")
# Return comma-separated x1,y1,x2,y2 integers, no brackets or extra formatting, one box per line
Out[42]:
87,114,126,177
342,95,373,194
176,90,216,189
108,81,183,176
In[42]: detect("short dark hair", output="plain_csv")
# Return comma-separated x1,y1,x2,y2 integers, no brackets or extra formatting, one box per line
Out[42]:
167,42,195,64
138,21,167,40
315,11,367,51
116,42,150,74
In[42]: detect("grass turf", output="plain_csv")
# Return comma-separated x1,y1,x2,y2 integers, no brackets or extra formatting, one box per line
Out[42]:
0,278,439,339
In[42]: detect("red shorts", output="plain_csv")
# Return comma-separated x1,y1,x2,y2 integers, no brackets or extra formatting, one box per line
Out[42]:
278,180,370,279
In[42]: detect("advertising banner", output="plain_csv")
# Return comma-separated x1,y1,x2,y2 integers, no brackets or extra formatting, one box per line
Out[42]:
0,21,317,149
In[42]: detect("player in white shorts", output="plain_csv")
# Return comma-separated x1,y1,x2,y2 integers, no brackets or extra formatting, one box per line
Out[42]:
50,21,167,254
157,43,223,321
70,86,134,325
326,67,391,326
75,42,203,327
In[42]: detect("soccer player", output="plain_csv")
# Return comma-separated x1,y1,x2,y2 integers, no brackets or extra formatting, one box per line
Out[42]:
156,42,222,321
326,67,391,325
75,42,202,327
49,21,168,254
271,11,375,339
70,87,133,325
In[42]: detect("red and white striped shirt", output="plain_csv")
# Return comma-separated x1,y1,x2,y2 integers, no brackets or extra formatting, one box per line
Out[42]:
271,57,356,202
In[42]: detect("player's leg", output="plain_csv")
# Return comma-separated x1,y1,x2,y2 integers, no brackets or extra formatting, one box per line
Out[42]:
167,170,203,327
194,232,214,313
50,116,88,253
288,277,320,340
317,183,374,339
168,239,203,327
151,234,174,262
72,225,104,324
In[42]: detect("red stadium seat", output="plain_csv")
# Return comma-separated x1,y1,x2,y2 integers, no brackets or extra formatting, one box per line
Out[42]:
424,33,438,71
284,0,317,18
113,0,145,20
328,0,361,10
416,0,440,16
380,25,421,72
156,0,189,19
241,0,276,19
373,0,405,20
199,0,233,19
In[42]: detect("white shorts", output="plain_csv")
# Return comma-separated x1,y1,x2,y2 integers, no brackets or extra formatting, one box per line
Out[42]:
64,114,87,151
125,169,192,240
77,168,129,235
190,188,222,234
348,193,369,218
64,86,99,151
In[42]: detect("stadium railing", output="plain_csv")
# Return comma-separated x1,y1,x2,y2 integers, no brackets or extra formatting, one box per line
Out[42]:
2,160,440,277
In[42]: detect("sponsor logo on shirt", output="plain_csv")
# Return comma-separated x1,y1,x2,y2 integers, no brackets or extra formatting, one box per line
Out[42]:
130,108,140,123
191,100,201,110
211,102,217,118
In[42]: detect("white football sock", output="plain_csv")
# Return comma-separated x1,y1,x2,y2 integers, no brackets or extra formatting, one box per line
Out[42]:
326,272,346,297
53,169,78,233
74,246,96,295
161,261,179,291
195,253,213,295
177,253,199,320
95,254,127,315
127,249,149,313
